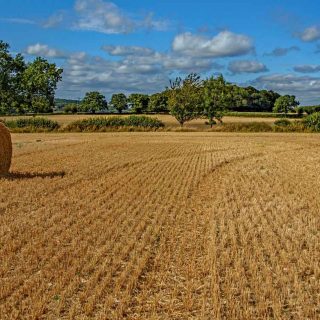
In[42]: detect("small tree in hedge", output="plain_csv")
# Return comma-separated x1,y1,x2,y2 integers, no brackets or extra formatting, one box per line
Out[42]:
203,75,230,127
110,93,128,113
273,95,299,115
167,73,203,127
81,91,107,113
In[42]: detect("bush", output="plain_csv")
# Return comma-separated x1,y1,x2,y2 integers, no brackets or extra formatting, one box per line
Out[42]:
303,112,320,132
3,117,59,132
212,122,273,132
225,112,301,118
274,118,291,127
301,105,320,115
65,115,165,132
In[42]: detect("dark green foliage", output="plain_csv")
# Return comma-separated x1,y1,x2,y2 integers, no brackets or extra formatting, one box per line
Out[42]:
22,57,63,113
300,105,320,115
167,73,203,126
273,95,299,114
64,103,79,114
274,118,291,127
203,75,230,127
149,92,169,113
110,93,128,113
227,86,280,112
65,116,164,131
0,41,63,114
80,91,107,113
303,112,320,132
4,117,59,131
226,112,302,118
213,122,273,132
128,94,149,114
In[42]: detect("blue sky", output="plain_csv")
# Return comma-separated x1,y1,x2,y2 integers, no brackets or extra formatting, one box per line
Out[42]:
1,0,320,104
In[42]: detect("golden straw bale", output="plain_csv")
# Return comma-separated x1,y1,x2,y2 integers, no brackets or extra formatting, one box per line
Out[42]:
0,122,12,176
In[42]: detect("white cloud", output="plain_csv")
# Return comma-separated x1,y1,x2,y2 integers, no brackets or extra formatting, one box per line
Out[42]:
58,52,169,98
298,26,320,42
228,60,268,74
102,45,155,56
294,65,320,73
72,0,169,34
172,31,254,58
250,74,320,104
25,43,67,59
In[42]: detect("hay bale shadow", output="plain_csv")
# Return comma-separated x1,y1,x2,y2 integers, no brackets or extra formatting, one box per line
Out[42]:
1,171,66,180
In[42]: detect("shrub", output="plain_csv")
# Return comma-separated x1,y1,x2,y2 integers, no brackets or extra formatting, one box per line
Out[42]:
303,112,320,132
4,117,60,132
225,112,302,118
65,116,165,132
212,122,273,132
0,122,12,176
302,105,320,115
274,118,291,127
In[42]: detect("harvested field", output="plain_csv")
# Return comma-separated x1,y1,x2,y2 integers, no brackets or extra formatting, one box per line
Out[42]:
0,132,319,319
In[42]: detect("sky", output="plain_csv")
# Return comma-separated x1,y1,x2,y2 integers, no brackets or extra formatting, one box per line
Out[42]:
1,0,320,105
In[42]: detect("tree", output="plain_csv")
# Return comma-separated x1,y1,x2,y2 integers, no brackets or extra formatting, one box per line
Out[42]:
64,103,79,114
0,41,26,114
22,57,63,113
128,94,149,114
110,93,127,113
81,91,107,113
203,75,230,127
167,73,203,127
149,92,169,113
273,95,299,115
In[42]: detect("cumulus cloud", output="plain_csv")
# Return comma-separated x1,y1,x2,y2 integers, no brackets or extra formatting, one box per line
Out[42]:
102,45,155,57
56,42,226,98
25,43,68,59
250,74,320,104
294,64,320,73
297,26,320,42
264,46,300,57
172,31,254,58
73,0,134,34
72,0,169,34
228,60,268,74
58,52,169,98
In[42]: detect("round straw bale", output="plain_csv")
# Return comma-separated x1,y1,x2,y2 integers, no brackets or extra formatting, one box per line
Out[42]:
0,122,12,176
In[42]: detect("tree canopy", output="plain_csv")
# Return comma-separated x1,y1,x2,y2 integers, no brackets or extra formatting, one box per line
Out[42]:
110,93,128,114
0,41,62,114
167,73,203,126
81,91,107,113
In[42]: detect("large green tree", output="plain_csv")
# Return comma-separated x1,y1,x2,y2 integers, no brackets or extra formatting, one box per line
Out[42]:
110,93,127,113
203,75,231,127
22,57,63,113
167,73,203,127
128,94,149,114
81,91,107,113
273,95,299,115
0,41,26,114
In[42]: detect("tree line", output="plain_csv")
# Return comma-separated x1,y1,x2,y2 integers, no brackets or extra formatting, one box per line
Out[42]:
1,40,301,126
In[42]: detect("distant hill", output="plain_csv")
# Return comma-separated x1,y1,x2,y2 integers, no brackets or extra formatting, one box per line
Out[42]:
54,98,80,109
